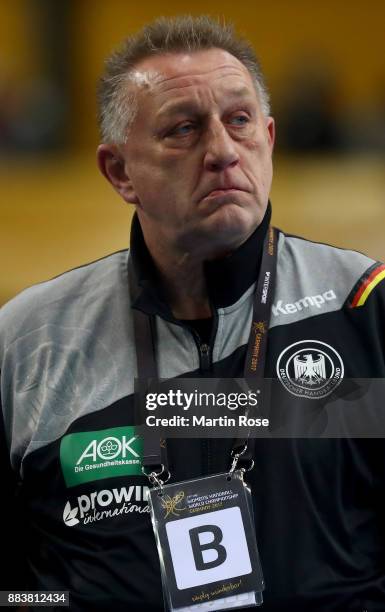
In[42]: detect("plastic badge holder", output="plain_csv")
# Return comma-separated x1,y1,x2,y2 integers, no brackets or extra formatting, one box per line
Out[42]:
148,471,264,612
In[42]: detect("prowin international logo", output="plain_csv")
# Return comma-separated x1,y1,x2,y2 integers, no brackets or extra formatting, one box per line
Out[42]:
63,485,150,527
272,290,336,317
60,426,143,487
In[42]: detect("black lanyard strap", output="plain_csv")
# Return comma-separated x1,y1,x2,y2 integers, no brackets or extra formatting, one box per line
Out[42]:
233,226,278,466
128,265,165,473
244,226,277,378
129,226,278,479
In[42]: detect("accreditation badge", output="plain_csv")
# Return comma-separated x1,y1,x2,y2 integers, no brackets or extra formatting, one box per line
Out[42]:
148,471,264,611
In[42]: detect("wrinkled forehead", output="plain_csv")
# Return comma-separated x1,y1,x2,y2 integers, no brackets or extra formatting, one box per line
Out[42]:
127,48,255,96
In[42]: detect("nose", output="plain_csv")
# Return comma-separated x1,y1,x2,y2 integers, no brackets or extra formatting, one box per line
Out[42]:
203,121,240,172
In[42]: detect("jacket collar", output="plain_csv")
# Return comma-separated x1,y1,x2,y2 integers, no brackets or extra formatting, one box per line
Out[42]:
130,202,272,318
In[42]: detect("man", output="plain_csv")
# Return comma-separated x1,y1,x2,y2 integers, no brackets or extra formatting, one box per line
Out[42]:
1,15,385,612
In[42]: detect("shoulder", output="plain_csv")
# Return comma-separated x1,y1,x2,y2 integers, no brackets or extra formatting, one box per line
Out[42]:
277,230,380,293
0,250,129,351
277,230,377,278
273,230,385,324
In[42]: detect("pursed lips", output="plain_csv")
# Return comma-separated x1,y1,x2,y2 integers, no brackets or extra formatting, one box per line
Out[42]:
202,185,249,200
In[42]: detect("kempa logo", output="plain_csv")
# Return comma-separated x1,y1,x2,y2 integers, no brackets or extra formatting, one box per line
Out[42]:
63,485,150,527
272,290,336,317
60,426,143,487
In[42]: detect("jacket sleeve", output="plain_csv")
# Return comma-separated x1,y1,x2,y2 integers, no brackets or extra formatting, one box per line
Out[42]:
0,382,27,590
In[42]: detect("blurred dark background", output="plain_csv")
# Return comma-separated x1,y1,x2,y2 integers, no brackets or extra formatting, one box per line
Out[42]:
1,0,384,304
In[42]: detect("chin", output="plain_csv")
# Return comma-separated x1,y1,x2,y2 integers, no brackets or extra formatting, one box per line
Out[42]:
183,205,262,255
208,204,261,240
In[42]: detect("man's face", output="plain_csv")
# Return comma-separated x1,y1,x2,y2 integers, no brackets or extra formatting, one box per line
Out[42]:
116,48,274,257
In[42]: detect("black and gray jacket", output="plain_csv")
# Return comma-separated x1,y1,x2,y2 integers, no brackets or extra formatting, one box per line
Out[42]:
1,205,385,611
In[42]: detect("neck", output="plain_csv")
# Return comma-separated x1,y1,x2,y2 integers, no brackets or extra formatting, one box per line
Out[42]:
131,204,272,317
135,207,271,319
141,232,213,320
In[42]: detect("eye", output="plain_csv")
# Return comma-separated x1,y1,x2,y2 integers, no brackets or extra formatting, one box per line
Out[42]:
228,114,250,126
168,122,196,137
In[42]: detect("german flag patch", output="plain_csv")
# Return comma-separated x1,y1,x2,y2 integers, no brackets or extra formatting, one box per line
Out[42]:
349,263,385,308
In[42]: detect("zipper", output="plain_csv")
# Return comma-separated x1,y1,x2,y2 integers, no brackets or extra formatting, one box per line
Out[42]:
188,307,219,474
189,329,212,372
194,303,219,373
189,333,212,474
199,343,210,371
204,307,218,475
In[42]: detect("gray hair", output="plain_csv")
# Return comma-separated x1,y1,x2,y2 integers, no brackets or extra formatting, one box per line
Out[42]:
97,15,271,144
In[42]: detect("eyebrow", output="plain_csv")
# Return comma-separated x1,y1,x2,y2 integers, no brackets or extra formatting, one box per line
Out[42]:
156,86,255,120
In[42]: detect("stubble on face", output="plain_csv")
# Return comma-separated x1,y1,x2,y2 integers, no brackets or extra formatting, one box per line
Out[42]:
119,49,274,263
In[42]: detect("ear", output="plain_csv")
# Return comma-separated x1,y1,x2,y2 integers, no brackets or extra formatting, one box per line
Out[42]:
96,144,139,204
265,116,275,153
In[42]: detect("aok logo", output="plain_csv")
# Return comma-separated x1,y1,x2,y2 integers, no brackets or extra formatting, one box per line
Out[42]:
63,485,150,527
60,426,143,487
77,435,139,464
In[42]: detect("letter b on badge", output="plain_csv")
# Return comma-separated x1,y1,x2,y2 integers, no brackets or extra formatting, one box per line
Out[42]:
189,525,227,570
166,507,252,590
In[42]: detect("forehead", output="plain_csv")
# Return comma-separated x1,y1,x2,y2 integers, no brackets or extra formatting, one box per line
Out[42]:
130,48,256,99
